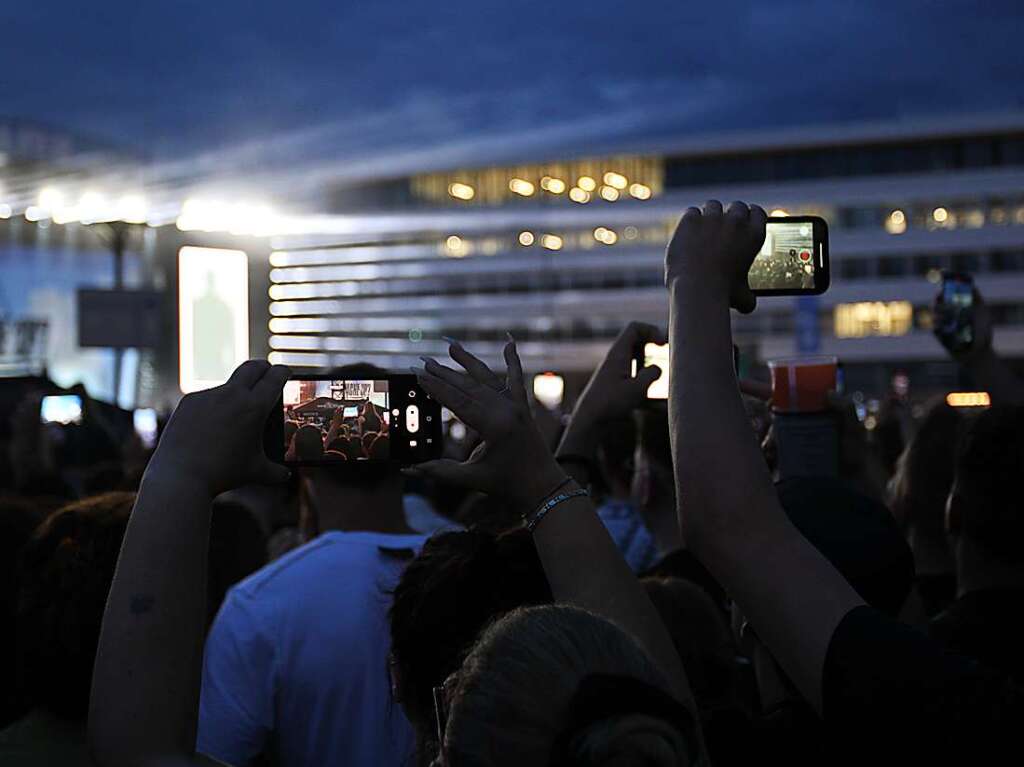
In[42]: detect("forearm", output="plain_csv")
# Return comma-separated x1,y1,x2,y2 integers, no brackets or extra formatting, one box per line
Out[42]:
964,348,1024,406
554,407,600,487
89,465,214,767
668,280,861,711
532,491,696,710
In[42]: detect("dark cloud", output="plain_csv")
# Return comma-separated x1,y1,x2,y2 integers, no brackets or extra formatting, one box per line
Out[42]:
2,0,1022,165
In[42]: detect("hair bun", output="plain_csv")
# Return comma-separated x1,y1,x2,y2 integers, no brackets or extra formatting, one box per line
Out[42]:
568,713,692,766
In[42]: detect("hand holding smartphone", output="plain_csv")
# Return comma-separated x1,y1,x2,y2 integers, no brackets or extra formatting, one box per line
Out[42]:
934,271,975,354
749,216,830,296
265,374,443,466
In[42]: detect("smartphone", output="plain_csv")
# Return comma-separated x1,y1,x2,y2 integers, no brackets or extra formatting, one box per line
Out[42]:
133,408,159,449
937,271,974,353
632,342,670,399
749,216,830,295
266,374,442,466
40,394,83,425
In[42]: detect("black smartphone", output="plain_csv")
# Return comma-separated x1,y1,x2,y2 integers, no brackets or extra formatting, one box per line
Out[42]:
749,216,830,296
265,374,443,466
936,271,974,353
631,342,740,401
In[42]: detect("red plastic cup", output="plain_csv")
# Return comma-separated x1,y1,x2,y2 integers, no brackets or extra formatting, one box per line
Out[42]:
767,356,838,413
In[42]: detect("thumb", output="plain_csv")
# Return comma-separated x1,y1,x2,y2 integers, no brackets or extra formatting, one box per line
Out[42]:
732,284,757,315
635,364,663,393
403,459,483,490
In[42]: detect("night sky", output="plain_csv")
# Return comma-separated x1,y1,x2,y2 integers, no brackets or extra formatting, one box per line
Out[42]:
4,0,1023,167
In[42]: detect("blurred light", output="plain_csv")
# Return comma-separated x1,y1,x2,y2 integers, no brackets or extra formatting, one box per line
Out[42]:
963,209,985,228
991,207,1007,224
885,209,907,235
408,328,423,343
24,206,43,222
448,182,475,201
445,235,468,257
593,227,617,245
0,203,10,219
577,176,597,192
78,191,110,223
603,171,628,190
540,234,563,251
599,186,620,202
117,194,148,224
518,231,535,246
624,225,638,239
933,206,948,223
533,372,565,409
176,198,280,236
946,392,991,408
178,247,249,394
38,187,64,212
509,178,535,196
864,415,878,430
926,268,943,284
568,187,591,204
1015,206,1024,224
628,183,652,200
834,301,913,339
540,176,566,194
770,208,789,217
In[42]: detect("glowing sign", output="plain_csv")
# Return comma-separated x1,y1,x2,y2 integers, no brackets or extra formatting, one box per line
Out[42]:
178,246,249,393
946,392,990,408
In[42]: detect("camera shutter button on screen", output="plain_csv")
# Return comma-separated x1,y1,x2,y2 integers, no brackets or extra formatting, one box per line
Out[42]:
406,405,420,433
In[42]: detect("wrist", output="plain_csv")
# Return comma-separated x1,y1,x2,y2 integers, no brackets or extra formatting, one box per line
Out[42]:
143,454,217,502
511,459,571,512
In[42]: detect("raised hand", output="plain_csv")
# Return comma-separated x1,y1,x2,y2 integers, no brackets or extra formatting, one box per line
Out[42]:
408,338,567,511
152,361,291,496
577,321,666,423
665,199,767,314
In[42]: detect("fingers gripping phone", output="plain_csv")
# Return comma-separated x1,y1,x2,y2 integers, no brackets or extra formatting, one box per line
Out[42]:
749,216,830,295
265,374,443,466
936,272,975,353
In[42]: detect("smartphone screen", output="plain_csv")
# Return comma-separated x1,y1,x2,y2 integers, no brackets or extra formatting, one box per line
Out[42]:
133,408,159,449
939,272,974,351
268,374,442,466
749,216,830,295
40,395,83,425
632,343,670,400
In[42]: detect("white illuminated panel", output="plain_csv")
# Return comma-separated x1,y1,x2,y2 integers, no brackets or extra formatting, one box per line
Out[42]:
178,246,250,393
533,373,565,409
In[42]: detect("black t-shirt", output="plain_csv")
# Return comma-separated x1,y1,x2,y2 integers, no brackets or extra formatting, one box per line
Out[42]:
929,587,1024,679
823,606,1024,765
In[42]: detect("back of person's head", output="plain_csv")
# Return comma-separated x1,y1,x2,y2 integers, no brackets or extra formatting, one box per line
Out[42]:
389,527,552,752
948,405,1024,564
207,499,268,628
283,419,299,449
777,477,914,616
643,577,739,713
369,434,389,460
441,605,695,767
294,424,324,461
361,430,378,455
632,410,675,506
15,491,134,719
890,399,963,534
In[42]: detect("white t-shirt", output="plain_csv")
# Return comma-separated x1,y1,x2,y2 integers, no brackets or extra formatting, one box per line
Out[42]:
197,530,427,767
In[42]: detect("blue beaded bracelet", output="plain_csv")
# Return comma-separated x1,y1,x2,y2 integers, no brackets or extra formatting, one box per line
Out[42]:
525,488,589,532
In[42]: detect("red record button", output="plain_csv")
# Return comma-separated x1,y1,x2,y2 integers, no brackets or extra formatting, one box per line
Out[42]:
799,250,812,262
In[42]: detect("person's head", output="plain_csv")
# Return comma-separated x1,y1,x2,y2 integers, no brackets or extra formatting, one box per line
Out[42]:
361,430,379,456
890,399,963,537
947,405,1024,567
284,419,299,450
15,492,134,719
389,527,552,760
369,434,389,461
643,577,740,714
631,410,674,510
438,605,696,767
293,424,324,461
207,499,267,628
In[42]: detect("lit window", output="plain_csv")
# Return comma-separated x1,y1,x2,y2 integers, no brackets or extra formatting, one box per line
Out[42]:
0,203,10,219
540,234,563,251
885,209,907,235
540,177,566,194
834,301,913,338
963,210,985,228
24,206,43,222
577,176,597,192
603,172,628,190
518,231,535,246
509,178,536,196
448,183,475,201
569,187,591,204
445,235,468,257
628,183,652,200
593,227,617,245
624,226,638,239
933,207,949,223
599,186,620,202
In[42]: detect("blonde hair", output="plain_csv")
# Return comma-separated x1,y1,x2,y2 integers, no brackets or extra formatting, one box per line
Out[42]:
441,605,695,767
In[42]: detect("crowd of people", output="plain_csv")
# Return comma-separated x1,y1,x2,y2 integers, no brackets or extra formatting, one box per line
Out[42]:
285,399,391,462
2,200,1024,766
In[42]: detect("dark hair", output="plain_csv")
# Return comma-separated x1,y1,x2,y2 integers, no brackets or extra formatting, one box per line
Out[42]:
361,431,379,455
284,419,299,446
15,492,134,719
593,416,635,495
950,405,1024,563
294,424,324,461
635,409,672,470
369,434,389,460
207,500,267,629
389,527,552,757
777,477,914,617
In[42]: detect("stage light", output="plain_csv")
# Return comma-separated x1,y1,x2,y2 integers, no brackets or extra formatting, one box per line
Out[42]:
541,176,566,194
117,195,148,224
509,178,536,196
569,187,591,203
540,234,563,250
25,206,43,222
599,186,619,202
933,207,948,223
628,183,652,200
886,209,907,234
518,231,535,246
533,373,565,409
448,182,475,201
603,172,627,190
577,176,596,192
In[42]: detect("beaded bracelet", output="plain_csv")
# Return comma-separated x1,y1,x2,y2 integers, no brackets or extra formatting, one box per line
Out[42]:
524,488,589,533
